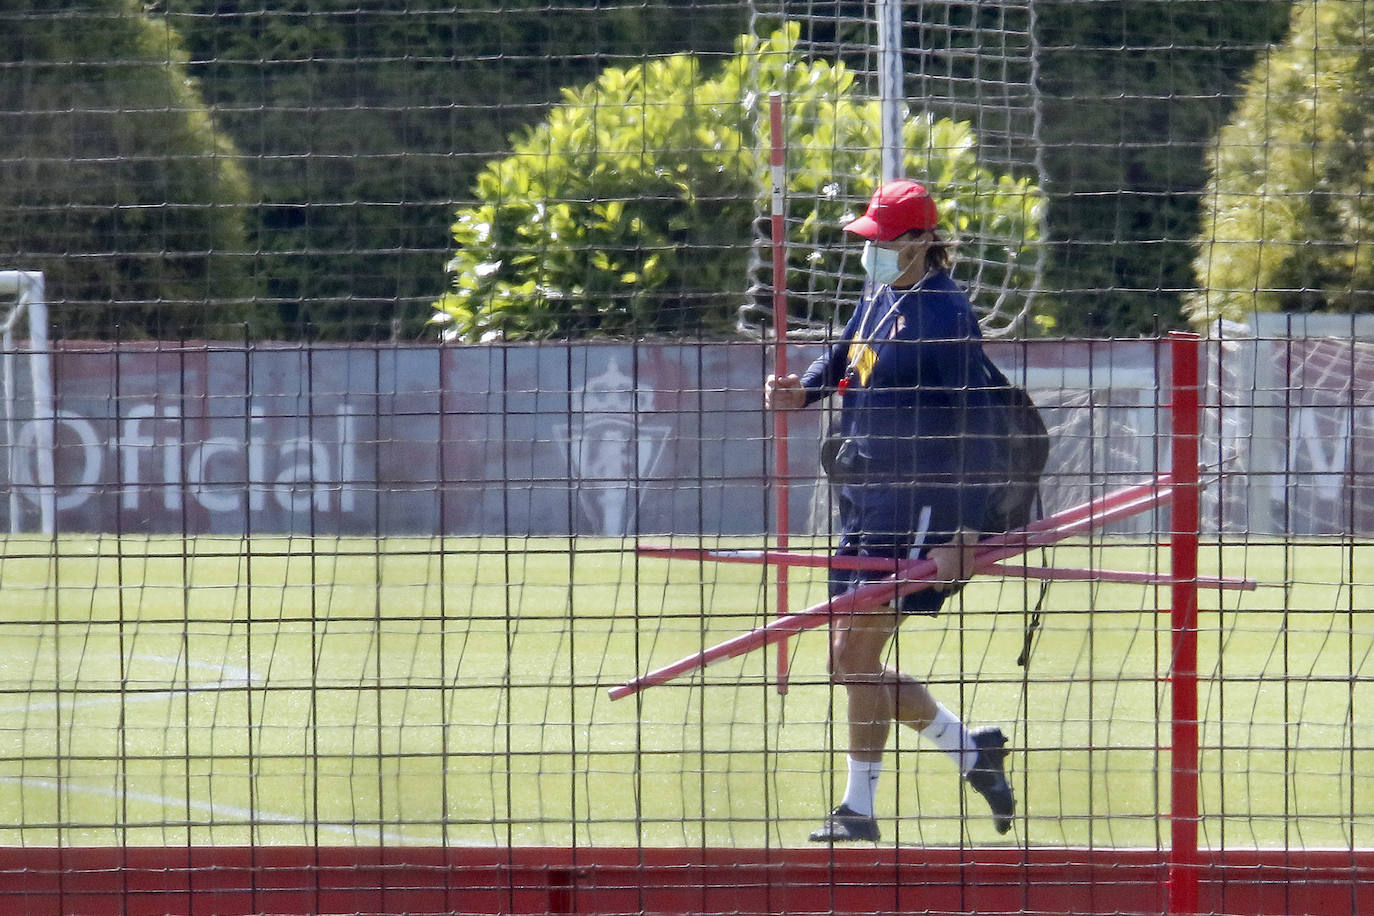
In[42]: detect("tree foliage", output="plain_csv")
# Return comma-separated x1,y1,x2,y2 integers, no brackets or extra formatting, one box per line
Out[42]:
434,25,1043,342
0,0,265,339
8,2,1295,340
1188,0,1374,325
165,0,747,339
1034,0,1291,336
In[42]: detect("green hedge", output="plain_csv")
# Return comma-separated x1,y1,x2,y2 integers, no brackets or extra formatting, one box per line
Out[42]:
435,26,1043,342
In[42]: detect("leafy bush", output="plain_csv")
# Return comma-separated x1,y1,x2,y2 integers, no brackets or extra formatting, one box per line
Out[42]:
434,25,1043,341
1032,1,1290,337
1188,0,1374,325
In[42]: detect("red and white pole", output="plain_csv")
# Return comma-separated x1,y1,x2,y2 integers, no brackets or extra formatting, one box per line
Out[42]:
768,92,791,694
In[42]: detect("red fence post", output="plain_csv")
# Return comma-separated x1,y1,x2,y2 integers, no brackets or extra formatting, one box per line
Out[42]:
1167,331,1201,915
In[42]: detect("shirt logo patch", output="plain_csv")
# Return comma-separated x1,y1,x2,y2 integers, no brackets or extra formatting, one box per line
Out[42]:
847,342,877,386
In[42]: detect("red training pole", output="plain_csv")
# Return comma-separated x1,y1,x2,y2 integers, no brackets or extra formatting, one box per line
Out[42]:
639,470,1178,572
612,477,1176,700
984,563,1252,591
768,91,791,695
1167,331,1201,916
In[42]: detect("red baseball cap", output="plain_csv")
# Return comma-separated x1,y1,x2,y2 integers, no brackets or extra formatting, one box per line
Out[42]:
843,179,939,241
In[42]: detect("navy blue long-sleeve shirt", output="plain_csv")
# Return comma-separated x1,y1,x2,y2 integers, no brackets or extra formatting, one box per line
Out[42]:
801,270,1007,533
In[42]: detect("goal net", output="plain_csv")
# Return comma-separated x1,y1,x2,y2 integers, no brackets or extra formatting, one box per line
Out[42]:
742,0,1047,338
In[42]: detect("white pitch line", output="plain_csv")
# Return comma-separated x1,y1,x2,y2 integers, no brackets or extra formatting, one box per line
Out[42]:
3,775,435,845
0,678,266,718
140,654,259,683
0,653,265,717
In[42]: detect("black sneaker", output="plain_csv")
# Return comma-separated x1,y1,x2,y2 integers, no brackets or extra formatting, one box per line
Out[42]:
807,803,880,843
965,726,1015,834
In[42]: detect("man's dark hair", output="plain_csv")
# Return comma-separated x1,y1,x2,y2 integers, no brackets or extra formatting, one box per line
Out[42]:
927,235,951,271
899,229,950,271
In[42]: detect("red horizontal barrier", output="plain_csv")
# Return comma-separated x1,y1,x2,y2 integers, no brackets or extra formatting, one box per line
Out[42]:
2,845,1369,916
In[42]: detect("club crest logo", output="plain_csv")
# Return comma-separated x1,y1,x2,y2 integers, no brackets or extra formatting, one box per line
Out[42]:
557,358,671,536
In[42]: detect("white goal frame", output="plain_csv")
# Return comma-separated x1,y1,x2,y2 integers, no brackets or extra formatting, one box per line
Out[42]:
1,269,56,535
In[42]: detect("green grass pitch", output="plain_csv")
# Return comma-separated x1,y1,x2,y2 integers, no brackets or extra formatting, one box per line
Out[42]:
1,535,1371,849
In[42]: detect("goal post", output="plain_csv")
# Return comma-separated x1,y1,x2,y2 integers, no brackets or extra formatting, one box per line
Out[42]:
0,269,55,535
876,0,905,182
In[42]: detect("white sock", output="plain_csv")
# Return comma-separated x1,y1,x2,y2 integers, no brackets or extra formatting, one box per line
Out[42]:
921,703,978,776
840,756,883,816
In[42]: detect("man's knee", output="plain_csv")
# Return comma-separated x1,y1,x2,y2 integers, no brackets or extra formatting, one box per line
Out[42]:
826,635,882,683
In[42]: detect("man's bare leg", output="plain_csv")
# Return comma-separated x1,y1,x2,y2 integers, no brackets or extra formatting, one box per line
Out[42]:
809,600,1015,840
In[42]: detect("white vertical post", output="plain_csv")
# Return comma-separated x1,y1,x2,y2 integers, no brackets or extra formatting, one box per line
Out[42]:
877,0,905,181
1,302,15,531
0,270,56,535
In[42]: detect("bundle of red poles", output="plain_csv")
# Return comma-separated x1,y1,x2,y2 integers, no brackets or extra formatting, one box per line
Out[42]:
611,472,1253,701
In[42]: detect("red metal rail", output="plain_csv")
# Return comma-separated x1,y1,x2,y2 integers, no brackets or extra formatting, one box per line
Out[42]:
5,845,1369,916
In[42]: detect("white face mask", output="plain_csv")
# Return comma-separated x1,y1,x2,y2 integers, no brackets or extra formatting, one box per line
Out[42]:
860,241,903,286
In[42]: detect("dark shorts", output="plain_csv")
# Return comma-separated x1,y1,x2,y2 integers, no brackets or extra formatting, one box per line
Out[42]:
828,480,968,615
